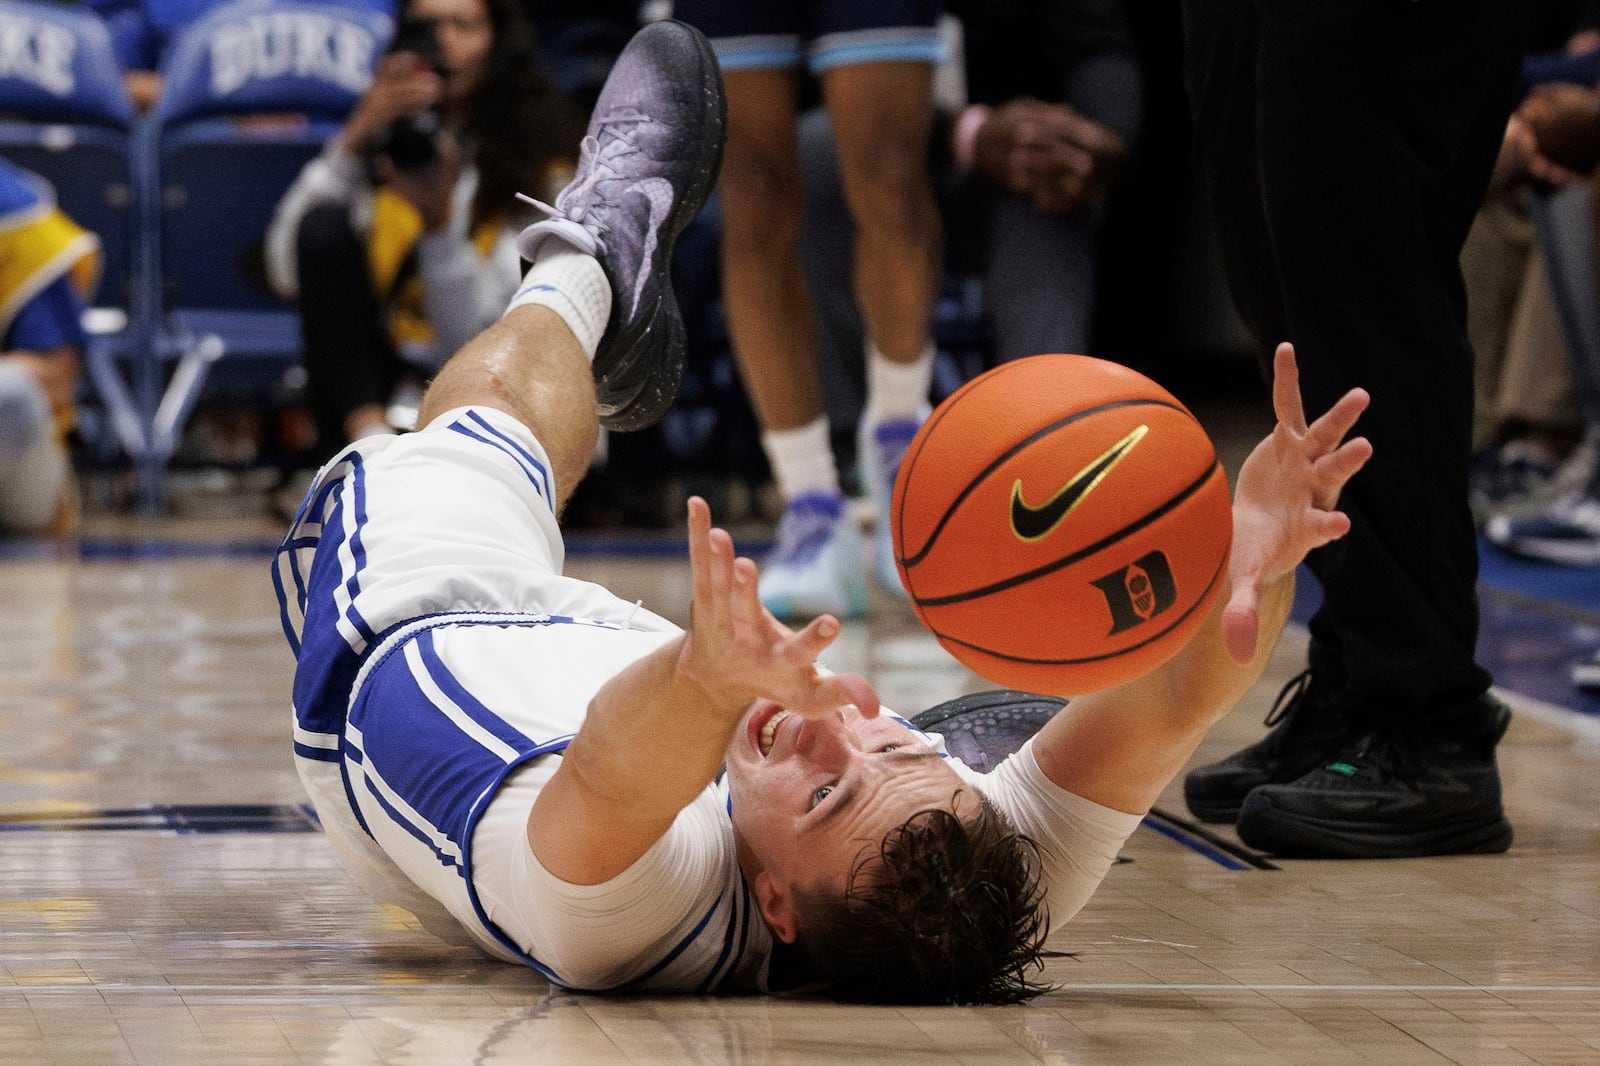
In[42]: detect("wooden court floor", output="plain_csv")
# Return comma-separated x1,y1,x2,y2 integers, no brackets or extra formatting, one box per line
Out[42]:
3,490,1600,1065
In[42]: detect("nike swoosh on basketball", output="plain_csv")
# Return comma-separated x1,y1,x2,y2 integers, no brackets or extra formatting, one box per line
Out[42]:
1010,425,1149,541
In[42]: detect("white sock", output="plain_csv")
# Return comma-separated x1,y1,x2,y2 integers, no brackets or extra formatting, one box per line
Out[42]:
762,416,840,502
505,246,611,361
864,342,935,425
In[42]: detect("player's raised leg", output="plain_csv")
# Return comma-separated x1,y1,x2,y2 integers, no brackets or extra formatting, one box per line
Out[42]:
421,17,727,484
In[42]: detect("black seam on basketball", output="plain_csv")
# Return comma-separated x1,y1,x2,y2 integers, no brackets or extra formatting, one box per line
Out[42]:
911,459,1224,608
928,547,1229,666
897,398,1196,569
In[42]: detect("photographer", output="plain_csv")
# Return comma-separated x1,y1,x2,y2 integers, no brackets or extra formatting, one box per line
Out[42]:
265,0,581,456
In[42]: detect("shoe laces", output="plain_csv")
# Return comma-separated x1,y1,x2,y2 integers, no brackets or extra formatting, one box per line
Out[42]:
516,109,655,245
1330,724,1424,785
1261,668,1312,728
769,495,845,568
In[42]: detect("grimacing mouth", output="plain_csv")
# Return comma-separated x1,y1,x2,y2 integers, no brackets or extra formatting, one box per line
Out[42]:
757,709,792,758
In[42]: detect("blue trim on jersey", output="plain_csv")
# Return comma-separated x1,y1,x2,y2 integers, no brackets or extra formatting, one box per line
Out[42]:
341,736,373,839
809,39,943,73
632,890,725,987
699,874,750,993
350,635,514,858
345,627,590,987
357,760,467,875
714,43,803,70
447,416,552,506
339,462,378,647
293,740,340,763
288,461,373,742
461,410,554,507
414,630,554,754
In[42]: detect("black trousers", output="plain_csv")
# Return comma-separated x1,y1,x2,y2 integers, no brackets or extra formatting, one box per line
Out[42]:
1180,0,1525,727
294,203,404,458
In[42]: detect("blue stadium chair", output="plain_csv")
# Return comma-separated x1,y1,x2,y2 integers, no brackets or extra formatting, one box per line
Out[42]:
0,0,147,467
137,0,390,506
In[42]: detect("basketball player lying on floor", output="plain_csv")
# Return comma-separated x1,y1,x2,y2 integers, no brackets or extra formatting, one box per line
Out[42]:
274,20,1373,1004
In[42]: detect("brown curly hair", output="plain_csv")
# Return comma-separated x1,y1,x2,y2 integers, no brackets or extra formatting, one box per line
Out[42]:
790,796,1055,1005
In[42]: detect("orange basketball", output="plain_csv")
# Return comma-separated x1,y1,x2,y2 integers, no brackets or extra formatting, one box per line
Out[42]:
891,354,1233,696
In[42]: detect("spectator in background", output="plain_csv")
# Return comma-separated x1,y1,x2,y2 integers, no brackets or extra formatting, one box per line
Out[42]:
671,0,945,622
798,1,1140,451
1486,82,1600,567
263,0,581,459
0,161,99,537
1467,8,1600,523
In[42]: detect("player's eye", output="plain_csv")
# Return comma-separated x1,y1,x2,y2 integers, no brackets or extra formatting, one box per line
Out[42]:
810,785,833,809
879,744,899,753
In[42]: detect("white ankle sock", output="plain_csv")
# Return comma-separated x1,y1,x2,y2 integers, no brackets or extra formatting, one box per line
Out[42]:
762,416,840,502
505,247,611,361
864,342,935,424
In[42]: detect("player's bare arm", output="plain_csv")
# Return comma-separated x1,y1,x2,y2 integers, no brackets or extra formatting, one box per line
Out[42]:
1028,343,1372,815
527,497,879,886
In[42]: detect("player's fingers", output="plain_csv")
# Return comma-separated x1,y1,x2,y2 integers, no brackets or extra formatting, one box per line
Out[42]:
1221,593,1261,665
1303,388,1370,456
1305,508,1353,546
704,529,735,629
727,555,763,635
811,672,881,720
1316,436,1373,495
686,497,713,608
1270,343,1309,436
788,613,842,664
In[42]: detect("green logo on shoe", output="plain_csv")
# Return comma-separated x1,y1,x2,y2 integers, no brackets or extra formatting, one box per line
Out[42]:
1327,762,1358,776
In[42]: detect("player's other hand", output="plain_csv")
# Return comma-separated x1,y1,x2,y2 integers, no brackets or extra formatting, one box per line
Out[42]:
1222,343,1372,664
680,497,880,721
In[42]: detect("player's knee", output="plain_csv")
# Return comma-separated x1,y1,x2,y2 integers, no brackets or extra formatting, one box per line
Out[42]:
845,154,938,245
719,148,805,245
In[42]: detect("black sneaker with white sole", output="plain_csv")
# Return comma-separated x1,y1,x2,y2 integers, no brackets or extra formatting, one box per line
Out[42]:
517,19,726,432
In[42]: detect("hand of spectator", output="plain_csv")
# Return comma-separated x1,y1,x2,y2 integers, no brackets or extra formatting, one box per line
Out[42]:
972,99,1127,215
677,496,880,722
338,51,444,156
1221,343,1372,663
1519,82,1600,177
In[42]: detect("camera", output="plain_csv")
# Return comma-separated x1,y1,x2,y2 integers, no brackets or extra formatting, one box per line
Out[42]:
366,16,447,173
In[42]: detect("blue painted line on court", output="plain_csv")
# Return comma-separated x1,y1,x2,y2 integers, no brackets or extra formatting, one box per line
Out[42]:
0,803,322,834
1139,815,1252,871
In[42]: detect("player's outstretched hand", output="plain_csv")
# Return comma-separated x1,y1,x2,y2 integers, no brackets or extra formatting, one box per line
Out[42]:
680,497,880,720
1222,343,1372,664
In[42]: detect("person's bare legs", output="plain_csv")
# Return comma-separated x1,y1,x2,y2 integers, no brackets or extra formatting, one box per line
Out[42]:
718,66,869,619
418,305,599,513
820,61,941,374
718,67,823,437
822,60,941,597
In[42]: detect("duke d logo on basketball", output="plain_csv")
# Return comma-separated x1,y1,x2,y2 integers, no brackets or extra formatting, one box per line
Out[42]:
1091,551,1177,634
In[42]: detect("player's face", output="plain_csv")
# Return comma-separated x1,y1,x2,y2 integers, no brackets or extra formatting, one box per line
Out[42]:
407,0,493,102
723,703,977,935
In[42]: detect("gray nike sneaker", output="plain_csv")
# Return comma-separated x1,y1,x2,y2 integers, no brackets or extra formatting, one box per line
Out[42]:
517,19,726,431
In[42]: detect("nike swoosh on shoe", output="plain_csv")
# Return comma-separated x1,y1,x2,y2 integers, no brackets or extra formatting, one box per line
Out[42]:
627,176,675,317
